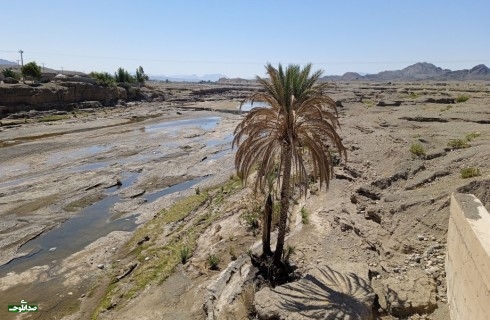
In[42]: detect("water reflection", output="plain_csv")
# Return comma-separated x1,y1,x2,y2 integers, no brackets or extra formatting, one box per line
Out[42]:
239,101,269,111
144,116,221,132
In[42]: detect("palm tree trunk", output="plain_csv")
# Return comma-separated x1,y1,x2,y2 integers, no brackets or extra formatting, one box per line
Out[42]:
274,145,292,264
262,193,273,256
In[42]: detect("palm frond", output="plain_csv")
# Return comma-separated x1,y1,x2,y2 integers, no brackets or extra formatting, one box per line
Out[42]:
233,63,346,195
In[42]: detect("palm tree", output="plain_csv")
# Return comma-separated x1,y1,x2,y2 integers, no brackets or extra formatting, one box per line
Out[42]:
233,63,346,264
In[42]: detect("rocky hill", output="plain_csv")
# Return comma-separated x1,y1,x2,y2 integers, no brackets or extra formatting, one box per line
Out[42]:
322,62,490,81
0,59,16,66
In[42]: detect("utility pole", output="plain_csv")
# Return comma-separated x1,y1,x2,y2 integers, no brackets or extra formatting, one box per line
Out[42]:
42,63,45,72
60,67,64,75
18,50,24,67
16,60,20,66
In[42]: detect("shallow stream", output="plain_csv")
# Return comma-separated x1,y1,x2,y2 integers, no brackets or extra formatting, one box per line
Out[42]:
0,115,230,275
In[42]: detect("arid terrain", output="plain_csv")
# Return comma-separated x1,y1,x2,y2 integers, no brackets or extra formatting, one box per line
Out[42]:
0,81,489,319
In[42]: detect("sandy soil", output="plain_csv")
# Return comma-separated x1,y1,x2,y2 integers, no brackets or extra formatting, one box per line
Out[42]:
0,81,489,319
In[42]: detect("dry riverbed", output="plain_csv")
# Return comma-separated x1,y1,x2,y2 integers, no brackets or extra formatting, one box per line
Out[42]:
0,99,241,319
0,81,489,319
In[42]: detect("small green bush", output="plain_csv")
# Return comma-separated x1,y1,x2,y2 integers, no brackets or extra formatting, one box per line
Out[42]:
363,99,374,109
410,143,426,157
207,254,220,270
242,210,260,235
282,245,296,264
448,139,470,149
180,246,191,264
2,67,20,79
241,202,261,236
465,131,481,142
461,167,481,179
455,95,470,103
301,207,309,224
408,92,419,99
229,247,237,261
38,114,70,122
440,105,453,112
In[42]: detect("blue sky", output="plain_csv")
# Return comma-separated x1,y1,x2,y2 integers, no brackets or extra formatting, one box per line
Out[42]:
2,1,489,78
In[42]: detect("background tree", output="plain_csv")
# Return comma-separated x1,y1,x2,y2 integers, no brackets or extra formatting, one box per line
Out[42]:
21,62,42,81
233,63,346,265
135,66,149,87
115,67,133,83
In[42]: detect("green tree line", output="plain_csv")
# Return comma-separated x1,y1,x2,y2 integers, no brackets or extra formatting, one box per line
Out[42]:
90,66,148,86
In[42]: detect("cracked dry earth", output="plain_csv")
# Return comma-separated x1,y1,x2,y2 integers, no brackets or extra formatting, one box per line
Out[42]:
0,81,489,319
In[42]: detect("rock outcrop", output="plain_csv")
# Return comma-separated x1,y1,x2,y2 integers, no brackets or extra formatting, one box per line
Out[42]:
375,269,437,317
0,81,127,114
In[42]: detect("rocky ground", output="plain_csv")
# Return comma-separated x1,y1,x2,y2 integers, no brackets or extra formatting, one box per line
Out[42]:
0,81,489,319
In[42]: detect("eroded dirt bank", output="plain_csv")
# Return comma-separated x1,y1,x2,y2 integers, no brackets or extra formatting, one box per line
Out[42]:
0,81,489,319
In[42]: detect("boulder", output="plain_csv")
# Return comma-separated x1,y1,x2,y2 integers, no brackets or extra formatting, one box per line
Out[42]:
254,264,375,320
381,269,437,317
3,77,19,84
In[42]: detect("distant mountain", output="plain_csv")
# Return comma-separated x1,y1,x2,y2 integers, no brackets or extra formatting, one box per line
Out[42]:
150,73,227,82
433,64,490,81
0,59,17,66
321,62,490,81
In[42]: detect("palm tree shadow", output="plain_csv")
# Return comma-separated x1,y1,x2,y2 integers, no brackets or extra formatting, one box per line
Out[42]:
276,265,375,319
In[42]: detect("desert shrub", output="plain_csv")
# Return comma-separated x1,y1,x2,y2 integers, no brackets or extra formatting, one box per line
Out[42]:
465,131,481,142
207,254,220,270
90,71,115,86
440,105,453,112
301,207,309,224
241,210,260,235
272,202,281,228
363,99,374,109
455,94,470,103
2,67,20,79
408,92,419,99
410,143,426,157
282,245,296,264
229,247,237,261
180,246,191,264
461,167,481,179
448,139,470,149
329,149,342,166
38,114,70,122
